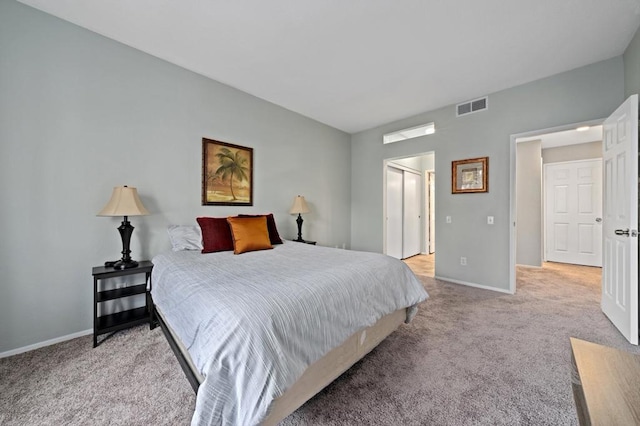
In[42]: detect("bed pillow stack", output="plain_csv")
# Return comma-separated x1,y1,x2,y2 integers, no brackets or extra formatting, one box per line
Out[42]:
195,213,283,254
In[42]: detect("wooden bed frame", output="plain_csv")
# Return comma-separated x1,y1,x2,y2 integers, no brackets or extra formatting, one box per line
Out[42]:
153,303,408,425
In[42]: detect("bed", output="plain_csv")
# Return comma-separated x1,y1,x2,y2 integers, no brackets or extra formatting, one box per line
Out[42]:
151,240,428,425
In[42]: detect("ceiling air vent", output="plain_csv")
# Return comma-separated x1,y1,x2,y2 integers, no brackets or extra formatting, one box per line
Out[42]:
456,96,488,117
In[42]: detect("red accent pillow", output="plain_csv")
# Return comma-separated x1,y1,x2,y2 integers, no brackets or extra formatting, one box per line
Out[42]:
238,213,283,245
196,217,234,253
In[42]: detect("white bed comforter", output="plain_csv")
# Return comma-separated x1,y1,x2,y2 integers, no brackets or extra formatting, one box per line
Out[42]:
151,241,428,426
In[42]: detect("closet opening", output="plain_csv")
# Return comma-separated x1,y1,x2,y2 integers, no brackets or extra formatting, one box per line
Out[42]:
383,152,435,276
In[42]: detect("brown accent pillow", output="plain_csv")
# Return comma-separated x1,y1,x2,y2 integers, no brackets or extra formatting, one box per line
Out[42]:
226,216,273,255
196,217,234,253
238,213,283,245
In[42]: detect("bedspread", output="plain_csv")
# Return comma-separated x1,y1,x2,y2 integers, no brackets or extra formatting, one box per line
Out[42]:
151,241,428,425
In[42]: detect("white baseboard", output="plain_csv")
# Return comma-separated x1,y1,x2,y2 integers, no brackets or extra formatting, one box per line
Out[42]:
516,263,543,269
0,328,92,359
434,275,514,295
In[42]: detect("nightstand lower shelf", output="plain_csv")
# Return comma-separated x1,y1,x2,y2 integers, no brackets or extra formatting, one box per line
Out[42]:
96,306,149,335
97,284,147,302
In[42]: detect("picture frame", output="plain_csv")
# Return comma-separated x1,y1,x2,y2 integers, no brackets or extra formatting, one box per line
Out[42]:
202,138,253,206
452,157,488,194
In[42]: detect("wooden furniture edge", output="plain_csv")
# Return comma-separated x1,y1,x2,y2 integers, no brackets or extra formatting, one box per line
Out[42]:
570,337,640,426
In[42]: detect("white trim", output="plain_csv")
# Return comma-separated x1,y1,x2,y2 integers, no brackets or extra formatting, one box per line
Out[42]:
542,157,602,166
435,275,514,294
509,134,517,294
0,328,92,359
383,151,434,258
387,161,421,174
382,160,389,256
517,264,544,269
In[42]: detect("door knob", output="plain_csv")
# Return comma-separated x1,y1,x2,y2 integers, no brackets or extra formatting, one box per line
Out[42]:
615,229,630,236
595,217,602,223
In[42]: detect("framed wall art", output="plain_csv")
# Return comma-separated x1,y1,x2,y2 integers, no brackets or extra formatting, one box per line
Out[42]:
452,157,488,194
202,138,253,206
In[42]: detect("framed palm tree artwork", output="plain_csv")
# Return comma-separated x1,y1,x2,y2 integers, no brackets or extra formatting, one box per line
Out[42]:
202,138,253,206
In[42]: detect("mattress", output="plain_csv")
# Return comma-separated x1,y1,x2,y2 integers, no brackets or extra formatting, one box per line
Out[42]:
151,241,428,425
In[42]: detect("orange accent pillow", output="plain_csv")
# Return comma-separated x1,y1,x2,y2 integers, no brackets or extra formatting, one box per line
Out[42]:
226,216,273,255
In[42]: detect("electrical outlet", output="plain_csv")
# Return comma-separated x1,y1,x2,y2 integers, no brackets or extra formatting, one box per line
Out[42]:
446,216,452,223
460,257,467,266
487,216,494,225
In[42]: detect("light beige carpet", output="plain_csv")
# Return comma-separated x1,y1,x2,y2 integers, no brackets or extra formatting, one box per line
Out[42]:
1,262,637,425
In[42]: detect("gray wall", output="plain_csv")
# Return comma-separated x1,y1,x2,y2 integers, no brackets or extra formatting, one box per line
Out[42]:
542,141,602,164
624,25,640,97
516,140,542,267
0,1,351,353
351,58,624,291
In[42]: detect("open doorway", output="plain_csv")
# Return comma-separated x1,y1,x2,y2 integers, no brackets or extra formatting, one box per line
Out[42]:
383,152,435,276
509,119,603,291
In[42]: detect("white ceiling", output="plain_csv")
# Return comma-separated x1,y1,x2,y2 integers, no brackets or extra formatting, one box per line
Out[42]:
17,0,640,134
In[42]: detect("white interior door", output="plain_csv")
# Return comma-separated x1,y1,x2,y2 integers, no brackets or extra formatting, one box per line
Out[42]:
428,172,436,254
403,170,421,258
544,159,603,267
386,166,403,259
602,94,638,345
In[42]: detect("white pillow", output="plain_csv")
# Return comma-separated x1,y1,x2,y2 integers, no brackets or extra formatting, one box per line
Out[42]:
167,225,203,251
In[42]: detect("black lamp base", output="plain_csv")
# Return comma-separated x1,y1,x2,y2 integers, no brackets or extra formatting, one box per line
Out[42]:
295,213,306,243
111,259,139,270
105,216,139,270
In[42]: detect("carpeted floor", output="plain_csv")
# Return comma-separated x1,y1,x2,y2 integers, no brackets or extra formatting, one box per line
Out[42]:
1,261,638,425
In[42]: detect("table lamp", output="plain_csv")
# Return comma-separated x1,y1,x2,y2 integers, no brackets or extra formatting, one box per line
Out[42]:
97,185,149,269
289,195,310,242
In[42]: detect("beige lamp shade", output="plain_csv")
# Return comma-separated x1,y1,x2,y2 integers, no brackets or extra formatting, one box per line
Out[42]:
97,186,149,217
289,195,310,215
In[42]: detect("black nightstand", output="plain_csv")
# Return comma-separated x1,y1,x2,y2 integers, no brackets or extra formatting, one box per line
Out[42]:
292,239,316,245
92,261,153,347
